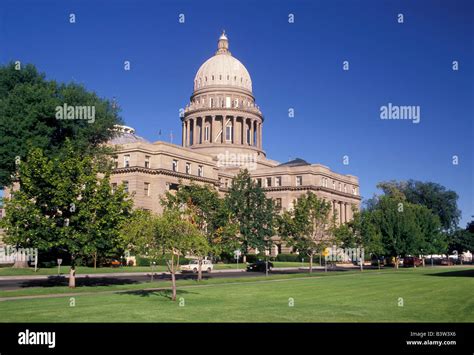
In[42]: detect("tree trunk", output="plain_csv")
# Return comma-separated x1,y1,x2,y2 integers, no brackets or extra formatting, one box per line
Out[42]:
93,252,97,269
69,267,76,288
395,256,399,269
309,254,313,273
13,260,29,268
170,254,177,301
243,255,246,263
197,258,202,281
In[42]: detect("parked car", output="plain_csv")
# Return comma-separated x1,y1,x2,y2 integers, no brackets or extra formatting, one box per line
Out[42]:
246,260,273,272
403,256,423,267
180,259,213,273
440,258,454,266
371,256,385,267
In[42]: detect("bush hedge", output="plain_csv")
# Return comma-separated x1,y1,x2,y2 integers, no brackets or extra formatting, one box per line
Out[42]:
275,253,303,262
136,255,188,267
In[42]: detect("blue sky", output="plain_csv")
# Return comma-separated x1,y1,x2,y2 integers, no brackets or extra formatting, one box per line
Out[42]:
1,0,473,226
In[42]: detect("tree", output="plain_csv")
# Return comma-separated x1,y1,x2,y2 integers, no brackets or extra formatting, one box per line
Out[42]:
0,142,132,286
123,209,208,301
364,195,446,268
278,192,333,272
333,209,384,270
447,220,474,255
377,180,461,231
0,62,121,187
224,170,275,262
162,182,237,280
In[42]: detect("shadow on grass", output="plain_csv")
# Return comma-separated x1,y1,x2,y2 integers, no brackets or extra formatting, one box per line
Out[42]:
20,275,140,288
118,289,196,300
426,269,474,278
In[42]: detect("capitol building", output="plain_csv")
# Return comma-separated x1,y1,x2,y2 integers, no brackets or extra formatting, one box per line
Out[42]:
110,32,361,254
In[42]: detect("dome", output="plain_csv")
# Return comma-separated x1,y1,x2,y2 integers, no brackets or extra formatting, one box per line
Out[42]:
109,125,150,145
193,32,252,93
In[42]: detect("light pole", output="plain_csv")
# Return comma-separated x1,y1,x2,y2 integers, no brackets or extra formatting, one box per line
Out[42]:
57,258,62,275
151,261,156,282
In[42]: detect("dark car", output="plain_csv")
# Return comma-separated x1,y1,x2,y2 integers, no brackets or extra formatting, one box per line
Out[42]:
371,256,385,267
403,256,423,267
247,260,274,272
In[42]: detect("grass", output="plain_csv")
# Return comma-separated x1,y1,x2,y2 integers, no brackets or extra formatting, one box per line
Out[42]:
0,267,472,322
0,261,310,276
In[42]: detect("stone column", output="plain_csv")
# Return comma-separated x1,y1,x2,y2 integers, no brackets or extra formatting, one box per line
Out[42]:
182,121,185,147
199,117,204,145
235,116,241,145
186,119,190,146
250,119,254,146
221,116,225,143
211,116,217,143
259,122,262,148
339,202,343,225
231,116,234,143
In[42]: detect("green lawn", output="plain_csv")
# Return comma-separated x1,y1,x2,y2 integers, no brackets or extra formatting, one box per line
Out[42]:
0,267,472,322
0,261,310,276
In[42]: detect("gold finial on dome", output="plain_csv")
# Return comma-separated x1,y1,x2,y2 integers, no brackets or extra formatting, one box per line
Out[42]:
216,30,230,55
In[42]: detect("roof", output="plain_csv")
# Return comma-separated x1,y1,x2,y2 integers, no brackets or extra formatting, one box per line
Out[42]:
109,131,150,145
278,158,311,167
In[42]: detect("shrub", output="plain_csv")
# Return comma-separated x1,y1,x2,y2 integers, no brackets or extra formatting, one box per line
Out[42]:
276,253,302,262
136,255,188,267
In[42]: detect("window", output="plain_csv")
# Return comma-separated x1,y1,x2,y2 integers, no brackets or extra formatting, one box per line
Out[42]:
257,178,262,187
226,96,231,108
275,198,282,211
123,181,129,193
186,162,191,174
332,180,336,189
124,155,130,168
144,182,150,197
172,160,178,172
198,165,203,177
145,156,150,168
296,176,303,186
266,177,272,187
353,187,357,195
339,183,342,191
275,176,282,187
226,125,233,142
113,157,118,169
209,97,214,108
204,125,210,141
247,128,251,144
111,183,117,193
234,99,239,108
344,184,347,193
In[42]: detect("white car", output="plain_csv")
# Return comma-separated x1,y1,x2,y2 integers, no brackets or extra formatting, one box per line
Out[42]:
180,259,214,273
